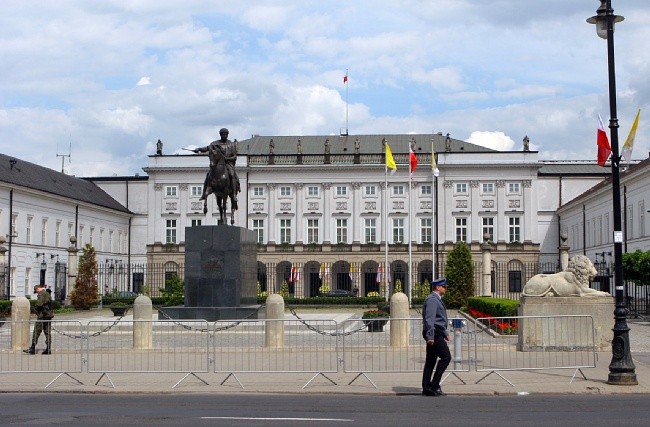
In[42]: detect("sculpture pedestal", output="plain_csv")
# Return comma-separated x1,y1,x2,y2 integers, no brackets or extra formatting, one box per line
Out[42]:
518,296,615,351
158,225,258,321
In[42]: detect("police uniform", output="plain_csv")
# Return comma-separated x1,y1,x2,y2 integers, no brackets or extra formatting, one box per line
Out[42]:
421,278,451,395
24,286,54,355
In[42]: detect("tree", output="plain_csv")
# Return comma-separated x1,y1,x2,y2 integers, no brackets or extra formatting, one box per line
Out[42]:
622,250,650,286
160,275,184,306
443,241,475,308
70,244,100,309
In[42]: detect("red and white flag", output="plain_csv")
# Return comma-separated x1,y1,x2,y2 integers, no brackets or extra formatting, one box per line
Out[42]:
597,114,612,167
376,264,383,284
343,73,348,84
409,146,418,173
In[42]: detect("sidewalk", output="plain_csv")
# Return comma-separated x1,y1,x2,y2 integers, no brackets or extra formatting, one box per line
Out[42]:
0,307,648,395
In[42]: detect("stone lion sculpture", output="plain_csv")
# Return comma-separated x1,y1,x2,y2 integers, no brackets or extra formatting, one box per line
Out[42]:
522,255,610,297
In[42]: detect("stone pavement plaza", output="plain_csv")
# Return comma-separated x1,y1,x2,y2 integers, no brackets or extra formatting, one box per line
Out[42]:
0,307,648,395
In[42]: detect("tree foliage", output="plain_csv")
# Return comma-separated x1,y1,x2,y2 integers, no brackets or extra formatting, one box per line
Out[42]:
160,275,184,306
622,250,650,285
70,244,100,309
443,241,475,308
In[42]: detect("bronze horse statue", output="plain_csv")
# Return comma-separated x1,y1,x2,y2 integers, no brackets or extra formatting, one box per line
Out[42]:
204,144,237,225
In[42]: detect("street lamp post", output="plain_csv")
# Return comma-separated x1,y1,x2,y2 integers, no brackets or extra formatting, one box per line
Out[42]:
587,0,637,385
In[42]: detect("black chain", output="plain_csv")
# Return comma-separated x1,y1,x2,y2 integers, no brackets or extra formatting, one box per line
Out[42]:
155,303,266,333
52,311,129,339
287,306,367,337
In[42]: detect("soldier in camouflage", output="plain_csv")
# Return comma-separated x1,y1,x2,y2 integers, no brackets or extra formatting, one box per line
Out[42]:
23,284,54,355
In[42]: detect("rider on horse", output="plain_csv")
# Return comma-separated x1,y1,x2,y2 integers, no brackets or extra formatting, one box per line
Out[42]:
194,128,241,206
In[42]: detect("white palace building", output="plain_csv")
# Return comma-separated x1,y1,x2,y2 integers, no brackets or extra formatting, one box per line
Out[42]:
3,132,648,302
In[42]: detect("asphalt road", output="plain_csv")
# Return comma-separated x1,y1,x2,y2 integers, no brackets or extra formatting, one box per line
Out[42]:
2,393,649,426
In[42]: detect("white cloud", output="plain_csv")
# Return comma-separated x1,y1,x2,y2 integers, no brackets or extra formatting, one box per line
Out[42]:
136,77,151,86
466,131,515,151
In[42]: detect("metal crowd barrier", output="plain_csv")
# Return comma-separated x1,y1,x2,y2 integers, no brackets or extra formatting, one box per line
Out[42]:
472,315,597,386
340,317,472,388
213,318,339,389
86,320,210,388
0,320,85,388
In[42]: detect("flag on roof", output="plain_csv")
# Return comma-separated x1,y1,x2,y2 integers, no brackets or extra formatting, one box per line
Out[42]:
597,114,611,167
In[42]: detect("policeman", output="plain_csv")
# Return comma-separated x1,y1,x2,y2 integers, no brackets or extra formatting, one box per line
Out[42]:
23,284,54,355
421,278,451,396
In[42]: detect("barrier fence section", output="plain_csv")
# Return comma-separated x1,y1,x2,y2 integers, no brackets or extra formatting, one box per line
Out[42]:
472,315,597,386
0,320,85,388
341,317,472,387
213,318,339,389
86,320,210,388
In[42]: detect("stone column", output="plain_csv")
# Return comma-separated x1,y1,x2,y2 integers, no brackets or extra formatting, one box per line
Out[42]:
295,183,304,244
352,182,362,244
267,183,276,244
11,297,31,350
66,236,79,304
265,294,284,348
480,233,492,297
133,295,152,349
559,231,569,271
390,292,409,347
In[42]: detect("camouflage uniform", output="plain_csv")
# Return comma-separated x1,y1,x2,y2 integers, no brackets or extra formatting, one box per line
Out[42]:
24,287,53,354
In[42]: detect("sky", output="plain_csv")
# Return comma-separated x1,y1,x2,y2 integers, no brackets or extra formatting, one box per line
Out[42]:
0,0,648,177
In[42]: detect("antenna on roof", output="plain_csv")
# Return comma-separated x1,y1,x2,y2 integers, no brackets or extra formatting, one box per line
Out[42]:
56,136,72,174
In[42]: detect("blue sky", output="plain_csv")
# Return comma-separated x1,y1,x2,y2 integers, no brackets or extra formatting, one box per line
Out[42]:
0,0,648,176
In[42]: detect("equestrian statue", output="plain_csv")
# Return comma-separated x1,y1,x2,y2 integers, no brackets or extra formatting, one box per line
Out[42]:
193,128,241,225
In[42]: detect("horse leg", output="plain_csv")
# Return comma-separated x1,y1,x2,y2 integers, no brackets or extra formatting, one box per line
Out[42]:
203,199,207,214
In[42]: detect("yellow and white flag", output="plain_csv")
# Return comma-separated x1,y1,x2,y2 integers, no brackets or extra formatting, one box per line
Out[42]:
622,109,641,165
385,142,397,175
431,139,440,177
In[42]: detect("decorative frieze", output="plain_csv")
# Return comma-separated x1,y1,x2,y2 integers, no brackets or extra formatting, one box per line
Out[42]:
190,202,203,211
154,184,163,191
420,201,432,210
443,180,453,189
253,203,264,211
482,200,495,209
456,200,468,209
509,199,521,209
523,180,532,188
307,202,319,211
179,184,188,191
280,202,291,211
336,201,348,210
365,201,377,210
393,201,405,210
165,202,177,211
470,180,479,188
496,180,505,188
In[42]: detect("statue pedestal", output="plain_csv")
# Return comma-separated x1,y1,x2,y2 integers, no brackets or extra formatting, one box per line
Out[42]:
518,296,615,351
158,225,258,321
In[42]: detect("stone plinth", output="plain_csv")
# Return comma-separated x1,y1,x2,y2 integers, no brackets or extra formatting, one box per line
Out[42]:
518,296,615,351
158,225,258,321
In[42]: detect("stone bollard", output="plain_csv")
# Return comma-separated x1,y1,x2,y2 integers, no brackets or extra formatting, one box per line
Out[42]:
133,295,153,349
265,294,284,348
390,292,409,347
11,297,31,350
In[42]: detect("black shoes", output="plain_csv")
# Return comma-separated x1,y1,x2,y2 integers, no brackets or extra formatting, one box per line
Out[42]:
23,346,35,355
42,348,51,355
422,387,446,396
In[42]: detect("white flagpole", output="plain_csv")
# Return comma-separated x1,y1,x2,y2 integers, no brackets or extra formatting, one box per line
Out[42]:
345,69,349,135
408,148,413,305
384,139,389,302
431,137,436,283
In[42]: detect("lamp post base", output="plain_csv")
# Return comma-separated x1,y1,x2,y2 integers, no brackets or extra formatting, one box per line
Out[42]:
607,372,638,385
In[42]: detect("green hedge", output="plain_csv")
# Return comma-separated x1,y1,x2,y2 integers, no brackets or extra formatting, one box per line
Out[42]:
102,296,167,306
0,298,62,315
256,296,385,306
467,296,519,317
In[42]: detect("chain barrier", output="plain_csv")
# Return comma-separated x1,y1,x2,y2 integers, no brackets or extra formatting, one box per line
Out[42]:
287,306,367,337
155,303,266,333
52,311,129,339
